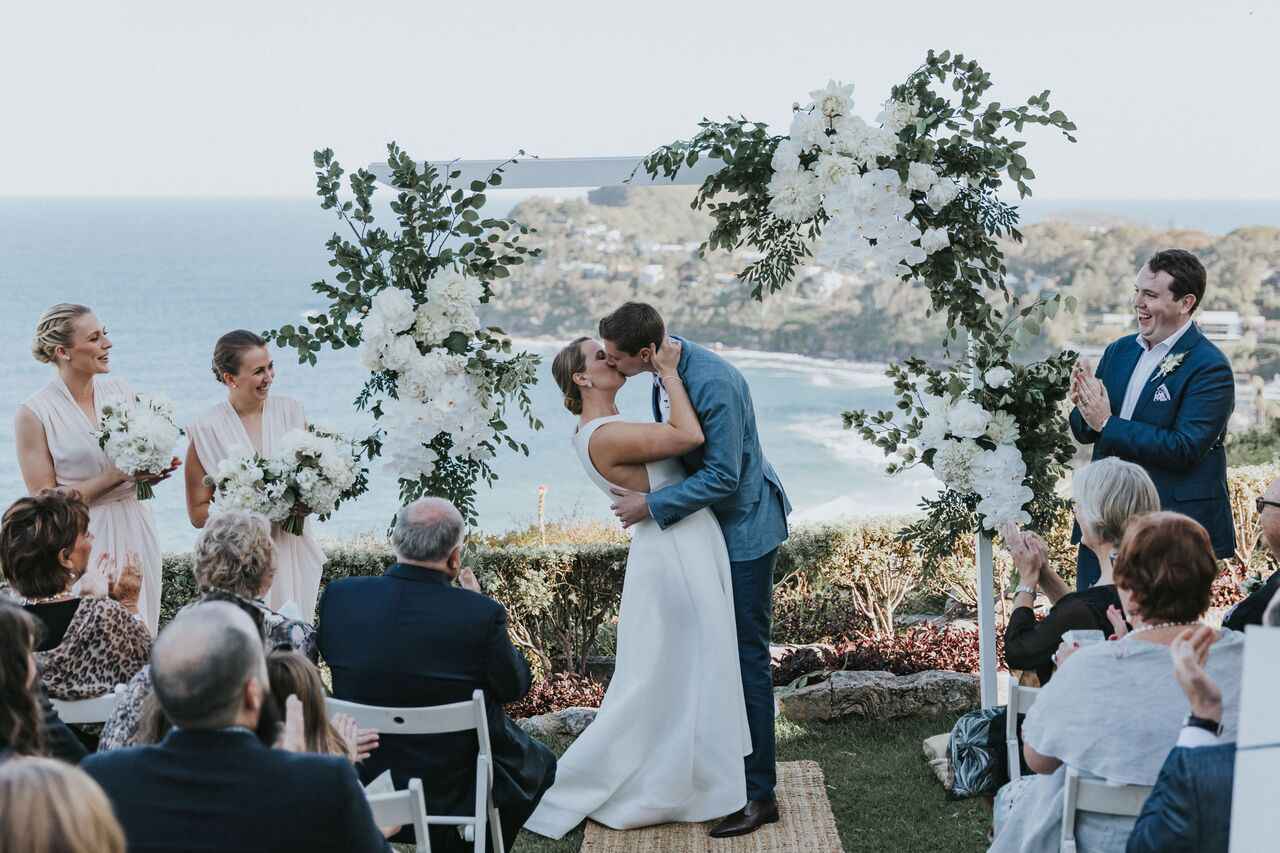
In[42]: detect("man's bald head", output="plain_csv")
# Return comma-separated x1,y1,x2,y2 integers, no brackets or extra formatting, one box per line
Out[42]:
151,602,266,730
392,497,464,566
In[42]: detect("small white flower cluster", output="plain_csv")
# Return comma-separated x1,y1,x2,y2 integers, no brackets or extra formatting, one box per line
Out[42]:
915,374,1033,531
96,394,183,500
207,425,364,534
357,272,496,480
766,80,963,277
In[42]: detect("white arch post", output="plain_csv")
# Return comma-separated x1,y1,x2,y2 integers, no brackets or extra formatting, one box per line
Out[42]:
370,153,1000,707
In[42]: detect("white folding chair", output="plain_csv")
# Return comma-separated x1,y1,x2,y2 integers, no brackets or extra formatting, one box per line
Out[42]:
50,683,125,725
327,690,504,853
1059,766,1152,853
1005,674,1039,782
367,778,431,853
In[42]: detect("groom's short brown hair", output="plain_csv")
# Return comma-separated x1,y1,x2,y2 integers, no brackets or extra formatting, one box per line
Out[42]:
1147,249,1206,313
599,302,666,355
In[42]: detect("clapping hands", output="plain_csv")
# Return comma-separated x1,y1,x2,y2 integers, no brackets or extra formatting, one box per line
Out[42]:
1071,359,1111,432
1001,523,1047,588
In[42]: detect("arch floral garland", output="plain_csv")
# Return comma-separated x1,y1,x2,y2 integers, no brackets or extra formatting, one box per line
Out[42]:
638,50,1080,563
267,144,542,524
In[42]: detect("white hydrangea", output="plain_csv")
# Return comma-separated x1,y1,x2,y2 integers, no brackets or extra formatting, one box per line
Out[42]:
920,226,950,254
856,126,900,164
789,109,831,152
770,139,804,174
877,98,919,134
947,397,991,438
95,393,184,500
415,271,483,347
766,169,823,223
812,152,858,192
371,288,416,334
984,366,1013,388
933,438,980,492
829,114,871,159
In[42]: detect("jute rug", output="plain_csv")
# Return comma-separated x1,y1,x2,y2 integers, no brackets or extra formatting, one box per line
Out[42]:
580,760,844,853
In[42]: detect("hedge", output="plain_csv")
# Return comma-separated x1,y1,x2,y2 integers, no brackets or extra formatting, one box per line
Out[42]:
159,465,1278,677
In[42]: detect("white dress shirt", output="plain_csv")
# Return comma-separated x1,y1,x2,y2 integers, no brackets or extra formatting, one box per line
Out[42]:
1118,319,1194,421
653,373,671,422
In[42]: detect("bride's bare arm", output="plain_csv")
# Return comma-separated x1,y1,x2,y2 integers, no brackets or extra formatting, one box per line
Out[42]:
592,339,704,466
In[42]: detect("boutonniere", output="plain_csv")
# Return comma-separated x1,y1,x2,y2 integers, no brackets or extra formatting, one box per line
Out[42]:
1156,352,1186,379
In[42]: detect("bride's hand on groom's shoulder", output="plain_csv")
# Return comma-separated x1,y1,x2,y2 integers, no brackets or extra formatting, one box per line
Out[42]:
653,337,682,376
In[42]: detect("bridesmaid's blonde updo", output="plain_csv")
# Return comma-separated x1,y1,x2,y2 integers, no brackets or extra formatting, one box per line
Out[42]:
552,337,591,415
212,330,267,383
32,304,92,364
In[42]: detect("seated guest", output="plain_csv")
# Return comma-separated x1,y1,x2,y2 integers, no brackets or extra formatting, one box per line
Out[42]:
1,601,46,757
1125,617,1255,853
267,649,377,762
1224,477,1280,631
100,510,314,750
0,756,126,853
319,497,557,853
1004,458,1159,684
82,602,391,853
991,512,1245,853
0,490,149,699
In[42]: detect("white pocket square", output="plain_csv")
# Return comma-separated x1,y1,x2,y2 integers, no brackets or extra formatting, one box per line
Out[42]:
1154,384,1171,402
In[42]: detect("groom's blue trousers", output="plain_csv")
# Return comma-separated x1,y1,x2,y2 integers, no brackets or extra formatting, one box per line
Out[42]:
731,548,778,802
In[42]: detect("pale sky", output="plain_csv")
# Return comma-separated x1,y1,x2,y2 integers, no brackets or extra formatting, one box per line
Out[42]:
2,0,1275,199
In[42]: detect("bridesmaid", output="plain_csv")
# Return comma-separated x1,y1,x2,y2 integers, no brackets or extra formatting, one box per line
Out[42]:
184,330,326,622
14,304,177,634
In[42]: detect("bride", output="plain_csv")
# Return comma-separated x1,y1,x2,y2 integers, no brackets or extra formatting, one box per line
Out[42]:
525,335,750,838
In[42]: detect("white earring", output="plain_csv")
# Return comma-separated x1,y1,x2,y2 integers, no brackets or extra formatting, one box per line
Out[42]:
586,380,594,388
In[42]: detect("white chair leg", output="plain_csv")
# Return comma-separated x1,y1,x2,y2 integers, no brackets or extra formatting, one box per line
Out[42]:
1060,767,1080,853
489,802,505,853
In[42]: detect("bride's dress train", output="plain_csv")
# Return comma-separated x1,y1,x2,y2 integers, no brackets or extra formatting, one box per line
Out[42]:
524,414,751,838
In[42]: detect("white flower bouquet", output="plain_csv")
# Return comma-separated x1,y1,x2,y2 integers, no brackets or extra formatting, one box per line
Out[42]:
206,425,367,535
95,394,183,500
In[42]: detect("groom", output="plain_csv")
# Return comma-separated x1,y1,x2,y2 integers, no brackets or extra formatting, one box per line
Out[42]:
601,302,792,839
1069,249,1236,589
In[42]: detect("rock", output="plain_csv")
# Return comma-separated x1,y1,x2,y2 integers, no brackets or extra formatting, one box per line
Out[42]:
770,643,839,686
778,670,980,722
895,613,948,628
516,706,598,739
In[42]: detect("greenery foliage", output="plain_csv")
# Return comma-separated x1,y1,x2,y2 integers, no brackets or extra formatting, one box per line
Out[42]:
264,144,542,522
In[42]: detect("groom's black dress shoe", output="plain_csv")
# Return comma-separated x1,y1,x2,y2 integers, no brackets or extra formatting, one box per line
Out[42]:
708,796,779,838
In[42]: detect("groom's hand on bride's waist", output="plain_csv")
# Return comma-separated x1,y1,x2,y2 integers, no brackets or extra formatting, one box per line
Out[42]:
610,487,651,528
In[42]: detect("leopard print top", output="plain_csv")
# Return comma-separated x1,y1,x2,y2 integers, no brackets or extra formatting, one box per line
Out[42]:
35,597,151,701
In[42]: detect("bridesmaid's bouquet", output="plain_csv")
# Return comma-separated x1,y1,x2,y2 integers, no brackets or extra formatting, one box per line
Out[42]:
95,394,184,500
206,425,367,535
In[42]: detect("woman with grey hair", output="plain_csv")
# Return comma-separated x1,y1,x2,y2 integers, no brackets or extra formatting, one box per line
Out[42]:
98,511,317,750
1003,457,1160,685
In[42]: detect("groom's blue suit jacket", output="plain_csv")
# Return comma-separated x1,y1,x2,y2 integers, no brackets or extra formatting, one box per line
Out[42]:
645,337,791,562
1070,322,1235,557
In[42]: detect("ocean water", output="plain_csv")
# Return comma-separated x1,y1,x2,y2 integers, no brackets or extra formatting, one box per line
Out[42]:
0,198,940,551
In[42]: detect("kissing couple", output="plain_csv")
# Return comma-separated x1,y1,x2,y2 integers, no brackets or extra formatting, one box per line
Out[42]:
523,302,792,840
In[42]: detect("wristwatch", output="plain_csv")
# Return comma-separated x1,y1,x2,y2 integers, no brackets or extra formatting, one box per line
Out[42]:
1183,713,1224,737
1013,584,1036,597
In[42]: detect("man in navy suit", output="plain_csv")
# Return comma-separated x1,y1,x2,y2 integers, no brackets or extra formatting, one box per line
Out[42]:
83,602,390,853
1070,250,1235,589
318,497,556,853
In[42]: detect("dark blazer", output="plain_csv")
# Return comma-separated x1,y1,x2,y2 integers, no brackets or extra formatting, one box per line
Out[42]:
81,728,389,853
317,564,556,853
1224,569,1280,631
646,337,791,562
1127,744,1234,853
1070,323,1235,558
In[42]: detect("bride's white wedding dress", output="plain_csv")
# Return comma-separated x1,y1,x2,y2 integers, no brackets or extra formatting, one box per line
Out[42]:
524,415,751,838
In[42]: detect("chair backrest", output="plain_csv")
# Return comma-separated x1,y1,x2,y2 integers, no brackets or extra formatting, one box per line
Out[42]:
367,778,430,853
1060,766,1152,853
1006,674,1039,782
329,691,502,853
50,684,125,725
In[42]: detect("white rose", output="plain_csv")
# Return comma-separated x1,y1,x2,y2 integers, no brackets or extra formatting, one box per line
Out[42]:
920,227,950,255
984,366,1013,388
906,162,939,193
812,152,857,192
947,398,991,438
770,139,804,174
984,410,1020,446
809,80,855,118
789,109,830,151
766,169,822,223
371,288,416,333
926,178,961,210
876,98,918,134
380,335,420,372
917,410,950,450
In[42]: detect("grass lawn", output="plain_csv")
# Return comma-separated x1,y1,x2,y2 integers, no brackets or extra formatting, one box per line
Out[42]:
508,713,989,853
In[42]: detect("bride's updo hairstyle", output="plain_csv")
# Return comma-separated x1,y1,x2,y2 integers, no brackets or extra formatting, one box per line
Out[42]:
552,336,591,415
32,304,92,364
212,330,267,384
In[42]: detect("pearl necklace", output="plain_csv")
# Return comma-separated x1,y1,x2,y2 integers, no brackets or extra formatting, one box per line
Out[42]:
1125,620,1201,639
21,591,78,606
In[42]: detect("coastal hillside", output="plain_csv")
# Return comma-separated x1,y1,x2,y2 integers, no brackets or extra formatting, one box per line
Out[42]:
486,188,1280,369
